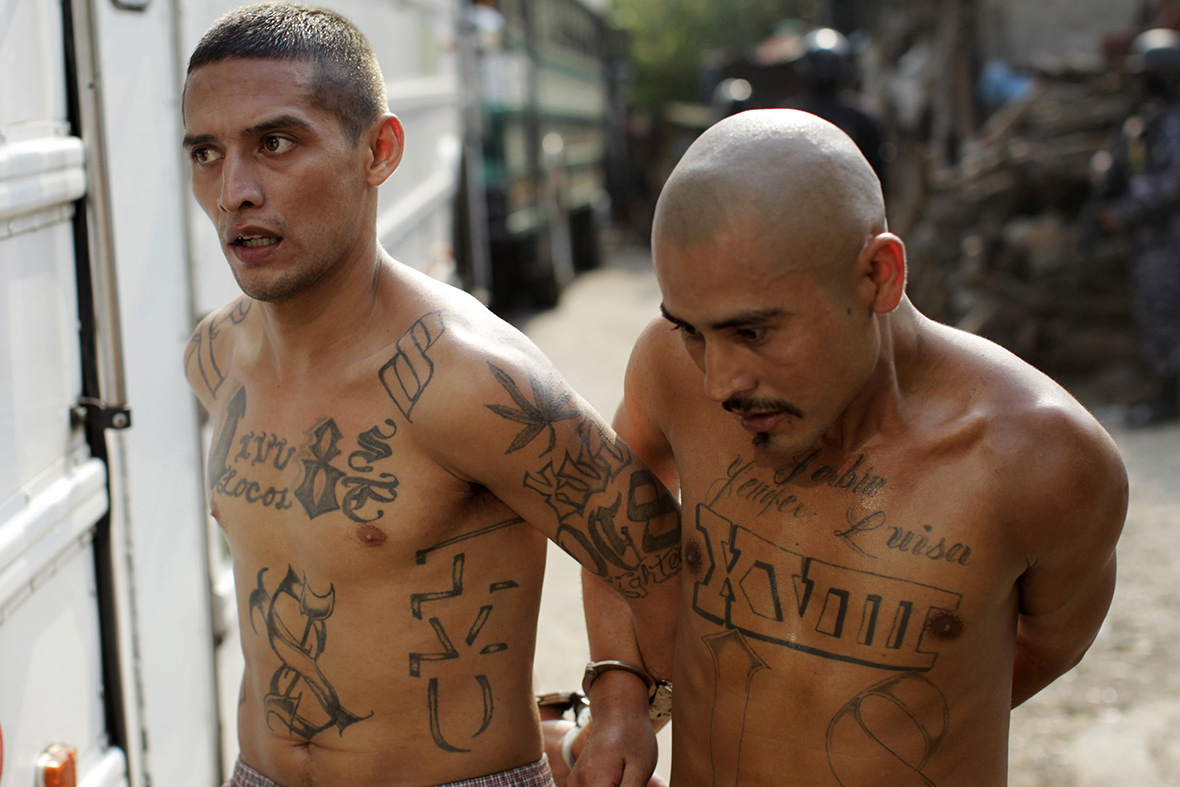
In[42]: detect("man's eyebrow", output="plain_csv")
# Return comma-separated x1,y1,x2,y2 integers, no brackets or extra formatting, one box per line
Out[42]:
659,304,691,327
182,132,214,150
182,114,315,150
660,304,782,331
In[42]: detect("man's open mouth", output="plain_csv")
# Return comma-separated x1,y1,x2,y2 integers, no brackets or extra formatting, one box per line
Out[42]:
235,235,279,248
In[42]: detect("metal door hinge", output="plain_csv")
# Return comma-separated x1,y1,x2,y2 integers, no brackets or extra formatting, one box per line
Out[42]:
71,397,132,430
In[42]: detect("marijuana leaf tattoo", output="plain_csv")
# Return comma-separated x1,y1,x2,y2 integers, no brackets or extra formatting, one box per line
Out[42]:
485,362,581,455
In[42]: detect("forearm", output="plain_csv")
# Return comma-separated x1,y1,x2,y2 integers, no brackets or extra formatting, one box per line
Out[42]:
584,568,676,681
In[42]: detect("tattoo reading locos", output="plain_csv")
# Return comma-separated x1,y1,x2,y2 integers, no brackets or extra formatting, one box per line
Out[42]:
197,310,681,752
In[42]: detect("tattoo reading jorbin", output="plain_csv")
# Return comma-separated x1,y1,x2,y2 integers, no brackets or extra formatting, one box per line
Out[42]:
249,566,372,739
692,503,961,671
409,522,524,753
484,362,681,597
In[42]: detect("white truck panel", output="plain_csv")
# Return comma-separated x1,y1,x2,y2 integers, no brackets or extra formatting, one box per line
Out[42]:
90,0,221,781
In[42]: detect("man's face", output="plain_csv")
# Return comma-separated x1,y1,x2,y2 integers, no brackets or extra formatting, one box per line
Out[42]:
183,57,372,302
654,223,879,458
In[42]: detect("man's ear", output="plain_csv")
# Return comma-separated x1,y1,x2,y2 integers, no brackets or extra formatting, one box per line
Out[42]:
859,232,907,314
366,113,405,186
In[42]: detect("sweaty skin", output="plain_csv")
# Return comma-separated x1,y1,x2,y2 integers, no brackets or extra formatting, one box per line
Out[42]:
577,110,1127,787
184,56,678,787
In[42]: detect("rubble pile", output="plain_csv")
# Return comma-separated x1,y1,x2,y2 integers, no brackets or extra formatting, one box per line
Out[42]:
896,69,1141,394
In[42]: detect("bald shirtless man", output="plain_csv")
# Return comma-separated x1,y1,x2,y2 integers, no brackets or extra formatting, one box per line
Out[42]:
181,4,678,786
574,110,1128,786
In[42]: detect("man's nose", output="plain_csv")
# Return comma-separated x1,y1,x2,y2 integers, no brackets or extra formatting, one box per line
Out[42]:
217,154,263,213
701,341,757,403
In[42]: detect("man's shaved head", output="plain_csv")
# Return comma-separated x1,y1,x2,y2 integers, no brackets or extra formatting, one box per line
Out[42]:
653,109,886,275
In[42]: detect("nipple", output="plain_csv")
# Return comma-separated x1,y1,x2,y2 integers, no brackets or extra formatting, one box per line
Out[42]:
926,611,964,641
356,524,388,547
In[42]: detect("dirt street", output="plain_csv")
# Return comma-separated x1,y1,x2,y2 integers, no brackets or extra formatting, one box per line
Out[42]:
521,242,1180,785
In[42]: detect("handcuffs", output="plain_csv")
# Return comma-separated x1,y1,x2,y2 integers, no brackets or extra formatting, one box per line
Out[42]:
537,660,672,770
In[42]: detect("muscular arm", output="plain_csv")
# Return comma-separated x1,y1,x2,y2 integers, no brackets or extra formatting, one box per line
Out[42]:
1011,419,1128,707
569,321,683,786
418,313,681,681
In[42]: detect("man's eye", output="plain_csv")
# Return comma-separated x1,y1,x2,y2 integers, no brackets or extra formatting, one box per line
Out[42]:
191,147,223,165
263,136,293,154
736,328,764,342
672,323,700,339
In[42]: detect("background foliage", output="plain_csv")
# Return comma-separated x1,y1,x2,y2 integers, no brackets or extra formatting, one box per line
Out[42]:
611,0,816,109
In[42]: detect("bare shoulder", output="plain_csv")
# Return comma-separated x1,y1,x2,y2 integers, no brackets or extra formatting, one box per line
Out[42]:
928,321,1128,554
623,315,702,422
383,268,597,467
184,295,254,410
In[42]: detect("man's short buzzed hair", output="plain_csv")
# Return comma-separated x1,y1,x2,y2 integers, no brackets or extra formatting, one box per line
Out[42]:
187,1,387,144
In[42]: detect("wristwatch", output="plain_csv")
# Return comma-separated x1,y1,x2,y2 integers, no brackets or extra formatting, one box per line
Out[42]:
582,660,673,721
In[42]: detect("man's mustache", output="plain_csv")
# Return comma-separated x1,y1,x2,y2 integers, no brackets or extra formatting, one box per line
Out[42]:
722,395,803,419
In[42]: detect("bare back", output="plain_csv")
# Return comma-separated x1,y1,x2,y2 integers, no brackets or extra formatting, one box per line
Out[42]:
187,264,678,786
618,309,1126,786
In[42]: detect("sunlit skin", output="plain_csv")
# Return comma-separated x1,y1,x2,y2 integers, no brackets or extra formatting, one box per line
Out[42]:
653,218,904,462
183,54,681,787
572,110,1127,787
183,57,403,312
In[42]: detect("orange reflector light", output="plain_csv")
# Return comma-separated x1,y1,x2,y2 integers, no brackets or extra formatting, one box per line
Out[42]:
35,743,77,787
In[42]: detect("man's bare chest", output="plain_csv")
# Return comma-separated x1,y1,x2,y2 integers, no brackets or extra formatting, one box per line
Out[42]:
206,383,478,554
677,445,1008,671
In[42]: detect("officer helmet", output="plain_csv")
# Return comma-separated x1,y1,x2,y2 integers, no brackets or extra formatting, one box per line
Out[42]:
799,27,853,90
1129,28,1180,97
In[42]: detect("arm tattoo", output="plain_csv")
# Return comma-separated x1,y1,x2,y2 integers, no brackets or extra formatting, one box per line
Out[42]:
484,362,580,455
484,363,681,597
248,566,372,739
185,300,250,401
379,311,446,423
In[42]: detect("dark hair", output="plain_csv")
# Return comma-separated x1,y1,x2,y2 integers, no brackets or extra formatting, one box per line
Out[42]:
187,2,387,144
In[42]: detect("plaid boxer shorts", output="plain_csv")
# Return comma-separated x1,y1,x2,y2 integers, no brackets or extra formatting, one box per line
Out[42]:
223,755,554,787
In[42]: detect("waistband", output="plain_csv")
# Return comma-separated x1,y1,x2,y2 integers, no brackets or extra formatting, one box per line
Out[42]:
225,755,554,787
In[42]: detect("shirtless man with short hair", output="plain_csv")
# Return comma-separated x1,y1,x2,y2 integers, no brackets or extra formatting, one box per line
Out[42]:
574,109,1128,785
181,4,677,786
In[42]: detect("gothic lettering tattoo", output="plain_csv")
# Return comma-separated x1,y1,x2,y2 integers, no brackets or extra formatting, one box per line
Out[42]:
185,300,251,401
379,311,446,422
485,362,580,455
248,566,371,739
483,365,681,597
293,418,400,523
692,504,961,671
826,672,949,785
410,529,520,753
525,431,680,597
705,629,767,787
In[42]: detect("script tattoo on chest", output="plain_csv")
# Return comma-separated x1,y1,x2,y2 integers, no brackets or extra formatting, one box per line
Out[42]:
206,387,402,523
408,520,524,753
248,565,372,739
697,452,966,785
485,362,681,598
